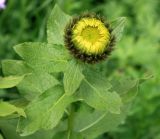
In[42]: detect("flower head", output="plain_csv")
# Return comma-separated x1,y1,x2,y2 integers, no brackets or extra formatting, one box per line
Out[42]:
0,0,6,9
64,13,116,64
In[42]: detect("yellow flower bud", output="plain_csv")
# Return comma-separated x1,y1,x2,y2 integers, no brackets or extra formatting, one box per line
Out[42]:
64,13,116,64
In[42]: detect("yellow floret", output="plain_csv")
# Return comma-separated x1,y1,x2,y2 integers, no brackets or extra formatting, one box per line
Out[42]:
72,18,110,54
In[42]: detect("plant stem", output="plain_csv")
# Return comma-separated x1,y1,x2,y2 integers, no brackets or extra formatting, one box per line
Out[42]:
67,104,74,139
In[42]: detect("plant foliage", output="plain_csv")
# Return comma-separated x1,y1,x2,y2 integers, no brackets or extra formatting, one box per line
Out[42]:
0,3,152,139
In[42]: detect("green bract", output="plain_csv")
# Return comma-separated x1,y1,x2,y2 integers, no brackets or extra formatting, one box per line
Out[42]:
0,4,149,139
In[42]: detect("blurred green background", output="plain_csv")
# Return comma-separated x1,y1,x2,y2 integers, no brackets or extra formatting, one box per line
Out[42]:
0,0,160,139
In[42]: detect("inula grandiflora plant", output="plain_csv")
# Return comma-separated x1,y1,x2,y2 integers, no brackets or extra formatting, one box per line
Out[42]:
0,4,150,139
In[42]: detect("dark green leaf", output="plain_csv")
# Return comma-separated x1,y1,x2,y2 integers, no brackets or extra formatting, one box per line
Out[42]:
0,75,25,89
73,104,129,139
110,77,139,103
52,131,83,139
47,4,71,45
0,101,26,117
2,60,32,76
0,119,54,139
63,60,84,95
17,72,59,100
79,72,122,114
111,17,126,42
17,86,74,136
14,42,68,73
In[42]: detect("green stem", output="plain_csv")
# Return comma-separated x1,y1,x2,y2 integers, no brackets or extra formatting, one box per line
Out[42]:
67,104,74,139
